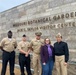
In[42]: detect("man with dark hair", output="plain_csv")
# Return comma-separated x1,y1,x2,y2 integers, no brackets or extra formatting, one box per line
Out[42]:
18,34,32,75
54,33,69,75
0,30,17,75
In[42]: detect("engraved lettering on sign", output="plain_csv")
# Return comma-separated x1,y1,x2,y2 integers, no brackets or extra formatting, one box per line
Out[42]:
11,11,76,32
65,13,69,18
13,11,76,27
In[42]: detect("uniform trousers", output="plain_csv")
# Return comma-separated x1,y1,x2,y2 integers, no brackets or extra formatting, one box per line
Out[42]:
1,50,15,75
19,53,32,75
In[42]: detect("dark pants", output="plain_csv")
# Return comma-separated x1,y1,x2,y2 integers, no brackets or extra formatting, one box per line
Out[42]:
1,51,15,75
42,57,54,75
19,53,32,75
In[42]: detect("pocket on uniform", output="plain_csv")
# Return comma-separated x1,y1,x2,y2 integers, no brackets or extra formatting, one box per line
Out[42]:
5,42,10,45
33,42,38,46
21,44,25,48
12,42,15,45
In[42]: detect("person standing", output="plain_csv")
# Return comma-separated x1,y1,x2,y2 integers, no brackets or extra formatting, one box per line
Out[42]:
0,31,17,75
30,32,44,75
41,38,54,75
18,34,32,75
54,33,69,75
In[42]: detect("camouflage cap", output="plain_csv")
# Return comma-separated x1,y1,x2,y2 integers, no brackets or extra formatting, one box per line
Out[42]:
56,33,62,37
35,32,42,36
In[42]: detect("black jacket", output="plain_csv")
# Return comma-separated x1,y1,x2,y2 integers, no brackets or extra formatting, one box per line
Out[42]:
54,41,69,62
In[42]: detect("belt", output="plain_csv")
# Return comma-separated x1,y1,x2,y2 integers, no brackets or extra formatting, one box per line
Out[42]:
3,50,15,53
55,54,64,56
19,53,25,56
19,53,30,57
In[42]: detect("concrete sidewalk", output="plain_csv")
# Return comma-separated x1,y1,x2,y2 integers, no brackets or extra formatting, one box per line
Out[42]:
0,62,76,75
0,63,27,75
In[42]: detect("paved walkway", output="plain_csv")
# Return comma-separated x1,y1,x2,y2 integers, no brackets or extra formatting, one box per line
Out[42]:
0,63,76,75
0,63,27,75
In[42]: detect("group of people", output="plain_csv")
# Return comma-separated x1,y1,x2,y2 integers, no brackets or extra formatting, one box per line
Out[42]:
0,30,69,75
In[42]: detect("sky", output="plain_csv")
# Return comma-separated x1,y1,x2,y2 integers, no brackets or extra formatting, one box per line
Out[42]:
0,0,30,12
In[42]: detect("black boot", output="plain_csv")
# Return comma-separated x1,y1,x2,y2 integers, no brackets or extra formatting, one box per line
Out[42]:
10,73,15,75
21,73,25,75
